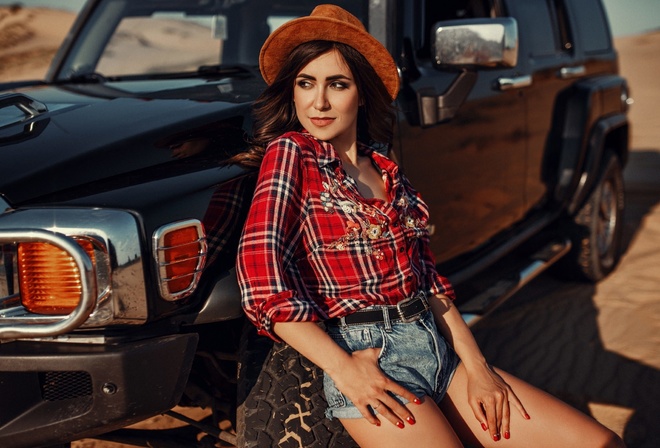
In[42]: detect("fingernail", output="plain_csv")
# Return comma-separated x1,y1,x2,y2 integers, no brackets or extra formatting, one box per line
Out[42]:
525,413,531,420
493,433,500,442
481,423,488,431
406,416,416,425
396,421,405,429
504,431,510,440
413,397,422,405
375,420,381,427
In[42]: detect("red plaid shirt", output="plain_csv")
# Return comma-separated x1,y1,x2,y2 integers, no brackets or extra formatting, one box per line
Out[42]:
237,131,454,341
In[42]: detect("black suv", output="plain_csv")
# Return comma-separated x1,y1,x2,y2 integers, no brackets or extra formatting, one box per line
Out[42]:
0,0,629,446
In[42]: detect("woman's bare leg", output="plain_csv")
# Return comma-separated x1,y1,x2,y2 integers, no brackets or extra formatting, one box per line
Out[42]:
339,398,463,448
440,363,625,448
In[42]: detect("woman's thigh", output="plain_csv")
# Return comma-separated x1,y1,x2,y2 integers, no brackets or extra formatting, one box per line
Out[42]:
440,363,622,448
340,398,463,448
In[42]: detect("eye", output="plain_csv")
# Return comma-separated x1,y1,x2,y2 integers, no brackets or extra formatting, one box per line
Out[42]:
296,79,313,89
330,81,349,90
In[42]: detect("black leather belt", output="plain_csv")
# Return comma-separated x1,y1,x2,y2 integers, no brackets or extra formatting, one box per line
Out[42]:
328,293,430,327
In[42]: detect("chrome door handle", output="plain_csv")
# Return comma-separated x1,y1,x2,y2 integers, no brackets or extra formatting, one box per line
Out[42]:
559,65,586,79
497,75,532,91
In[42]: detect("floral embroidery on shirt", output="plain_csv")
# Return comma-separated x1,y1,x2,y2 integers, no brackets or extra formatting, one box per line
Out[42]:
338,200,357,214
321,183,389,257
367,223,383,239
320,191,334,212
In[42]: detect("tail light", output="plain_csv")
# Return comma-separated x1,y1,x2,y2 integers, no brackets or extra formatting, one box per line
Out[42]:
18,238,97,315
153,220,207,301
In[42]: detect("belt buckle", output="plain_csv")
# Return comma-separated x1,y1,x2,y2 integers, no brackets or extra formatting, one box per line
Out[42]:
396,292,428,323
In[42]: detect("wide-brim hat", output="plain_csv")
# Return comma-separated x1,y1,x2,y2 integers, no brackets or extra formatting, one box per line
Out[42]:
259,4,399,101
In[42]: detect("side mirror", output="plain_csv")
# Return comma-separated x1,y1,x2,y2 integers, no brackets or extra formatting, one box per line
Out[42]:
432,18,519,68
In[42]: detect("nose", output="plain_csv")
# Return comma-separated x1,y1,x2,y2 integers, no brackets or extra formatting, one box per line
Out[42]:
314,87,330,111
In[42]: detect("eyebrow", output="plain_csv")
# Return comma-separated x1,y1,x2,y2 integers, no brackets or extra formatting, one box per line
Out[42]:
296,73,353,82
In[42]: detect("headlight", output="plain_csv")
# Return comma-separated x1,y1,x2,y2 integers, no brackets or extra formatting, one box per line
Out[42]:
18,237,104,315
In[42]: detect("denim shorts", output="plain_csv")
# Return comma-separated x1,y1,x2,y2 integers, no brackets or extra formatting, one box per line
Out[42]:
323,308,460,420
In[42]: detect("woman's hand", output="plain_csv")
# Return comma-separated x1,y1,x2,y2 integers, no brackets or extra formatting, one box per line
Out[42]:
329,347,421,428
272,321,420,429
333,348,421,428
465,363,529,441
428,295,530,440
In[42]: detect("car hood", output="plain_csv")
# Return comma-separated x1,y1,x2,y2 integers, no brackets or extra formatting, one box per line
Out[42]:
0,78,263,206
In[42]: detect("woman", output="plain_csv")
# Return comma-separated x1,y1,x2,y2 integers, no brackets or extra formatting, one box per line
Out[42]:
236,5,625,447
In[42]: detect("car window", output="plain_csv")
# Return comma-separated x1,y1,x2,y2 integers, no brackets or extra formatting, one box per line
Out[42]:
506,0,574,58
567,0,611,53
96,13,223,77
513,0,556,57
65,0,369,79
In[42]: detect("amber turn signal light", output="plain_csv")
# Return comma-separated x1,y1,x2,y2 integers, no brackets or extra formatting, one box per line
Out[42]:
154,220,206,301
18,239,96,315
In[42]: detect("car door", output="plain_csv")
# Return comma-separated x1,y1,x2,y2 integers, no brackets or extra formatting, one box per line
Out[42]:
394,0,528,263
503,0,576,209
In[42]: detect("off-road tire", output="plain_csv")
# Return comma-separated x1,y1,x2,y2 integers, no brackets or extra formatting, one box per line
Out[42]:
560,150,625,282
236,327,356,448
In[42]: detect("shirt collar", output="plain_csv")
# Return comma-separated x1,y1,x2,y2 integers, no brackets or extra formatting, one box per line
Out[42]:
300,130,394,175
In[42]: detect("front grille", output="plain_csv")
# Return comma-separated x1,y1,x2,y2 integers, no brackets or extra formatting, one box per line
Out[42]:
39,371,93,401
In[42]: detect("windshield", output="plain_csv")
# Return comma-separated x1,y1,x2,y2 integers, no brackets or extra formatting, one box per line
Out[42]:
58,0,368,80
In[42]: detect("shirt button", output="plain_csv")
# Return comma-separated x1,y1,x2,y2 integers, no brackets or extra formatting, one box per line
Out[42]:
398,247,405,253
405,276,412,282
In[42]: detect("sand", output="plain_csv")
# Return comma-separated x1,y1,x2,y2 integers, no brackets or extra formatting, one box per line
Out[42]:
0,6,75,80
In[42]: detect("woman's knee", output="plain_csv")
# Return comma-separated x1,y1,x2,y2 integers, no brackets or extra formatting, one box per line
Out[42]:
600,429,626,448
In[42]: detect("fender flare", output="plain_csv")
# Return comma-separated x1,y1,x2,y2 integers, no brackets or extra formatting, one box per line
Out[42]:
567,113,629,215
549,74,629,211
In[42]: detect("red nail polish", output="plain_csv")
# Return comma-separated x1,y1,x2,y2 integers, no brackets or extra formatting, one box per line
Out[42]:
481,423,488,431
406,416,416,425
413,397,422,405
525,413,531,420
375,420,381,427
493,433,500,442
504,431,510,440
396,421,405,429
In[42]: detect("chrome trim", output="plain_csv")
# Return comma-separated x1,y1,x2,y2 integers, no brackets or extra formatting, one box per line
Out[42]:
497,74,532,91
434,18,519,68
0,229,95,339
559,65,586,79
0,208,148,334
153,219,207,302
368,0,389,48
0,93,48,118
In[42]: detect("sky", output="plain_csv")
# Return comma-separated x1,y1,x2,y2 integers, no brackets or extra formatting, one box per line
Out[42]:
2,0,659,37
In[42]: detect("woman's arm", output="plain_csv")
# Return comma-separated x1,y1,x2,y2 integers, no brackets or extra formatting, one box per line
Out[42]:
273,321,421,428
429,295,529,440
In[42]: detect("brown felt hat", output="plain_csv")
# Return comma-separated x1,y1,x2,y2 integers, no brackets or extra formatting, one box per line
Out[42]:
259,4,400,100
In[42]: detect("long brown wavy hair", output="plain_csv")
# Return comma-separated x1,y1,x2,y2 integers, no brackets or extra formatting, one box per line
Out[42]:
232,40,396,167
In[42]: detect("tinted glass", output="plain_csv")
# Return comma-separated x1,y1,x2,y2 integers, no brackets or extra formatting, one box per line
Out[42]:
569,0,610,53
513,0,557,57
77,0,369,78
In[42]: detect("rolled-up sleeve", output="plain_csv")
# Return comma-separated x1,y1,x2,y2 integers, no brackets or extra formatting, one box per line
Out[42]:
237,136,325,341
422,241,456,300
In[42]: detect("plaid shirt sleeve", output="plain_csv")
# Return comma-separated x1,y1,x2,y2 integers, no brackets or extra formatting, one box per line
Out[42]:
237,136,325,341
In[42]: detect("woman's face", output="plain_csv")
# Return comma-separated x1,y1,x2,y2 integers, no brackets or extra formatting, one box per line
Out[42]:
293,49,360,148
